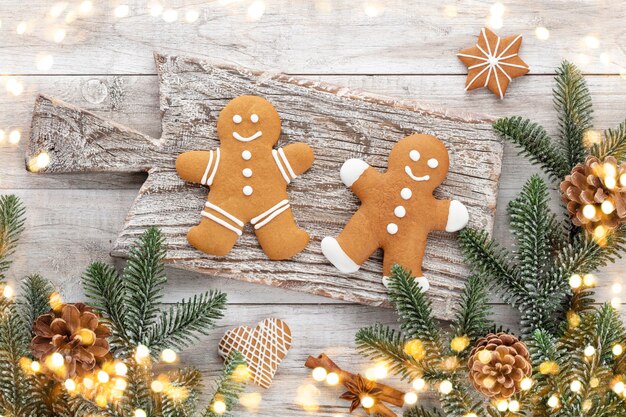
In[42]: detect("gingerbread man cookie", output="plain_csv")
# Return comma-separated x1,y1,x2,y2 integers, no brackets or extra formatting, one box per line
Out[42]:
321,134,469,290
176,96,314,260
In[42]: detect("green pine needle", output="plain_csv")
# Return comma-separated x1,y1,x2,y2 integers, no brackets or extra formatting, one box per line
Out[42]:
159,368,203,417
0,195,26,282
493,116,570,181
403,407,444,417
147,290,227,353
124,227,168,345
554,60,593,168
591,119,626,161
450,274,493,345
18,274,54,333
203,351,247,417
386,265,440,344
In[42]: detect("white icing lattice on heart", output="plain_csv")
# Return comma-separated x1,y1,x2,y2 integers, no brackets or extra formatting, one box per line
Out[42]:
218,318,292,388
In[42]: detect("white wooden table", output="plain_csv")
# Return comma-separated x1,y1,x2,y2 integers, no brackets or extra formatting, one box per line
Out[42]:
0,1,624,415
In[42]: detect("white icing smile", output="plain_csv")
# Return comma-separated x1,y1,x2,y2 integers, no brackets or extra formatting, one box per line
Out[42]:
233,131,263,142
404,166,430,182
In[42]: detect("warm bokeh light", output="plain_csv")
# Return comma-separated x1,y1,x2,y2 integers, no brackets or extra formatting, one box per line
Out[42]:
114,5,130,18
134,409,147,417
584,35,600,49
185,9,200,23
412,377,426,391
508,400,520,412
496,399,508,412
569,274,582,289
151,380,164,392
535,26,550,40
161,348,177,363
547,395,560,408
613,343,623,356
570,380,582,393
162,9,178,22
97,370,110,383
404,392,418,405
16,21,27,35
583,274,596,287
2,285,14,298
439,380,453,394
54,29,66,43
64,379,76,392
115,361,128,376
477,350,492,364
582,204,596,220
30,361,41,373
213,400,227,414
521,377,533,391
135,344,150,362
247,0,266,21
312,367,327,382
584,345,596,357
79,1,93,15
361,395,375,408
326,372,339,386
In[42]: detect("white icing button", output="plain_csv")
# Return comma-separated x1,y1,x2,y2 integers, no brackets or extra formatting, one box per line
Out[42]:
401,188,412,200
242,168,253,178
394,206,406,218
242,150,252,160
233,114,242,124
251,114,259,123
387,223,398,235
427,158,439,168
410,150,420,161
243,186,253,196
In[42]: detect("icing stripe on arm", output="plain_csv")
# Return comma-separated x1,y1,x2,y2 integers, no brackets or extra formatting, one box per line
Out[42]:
200,150,214,185
278,148,296,179
272,149,291,183
206,148,221,185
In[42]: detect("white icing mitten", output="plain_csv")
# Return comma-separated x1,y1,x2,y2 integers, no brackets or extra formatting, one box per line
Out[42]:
445,200,469,232
382,275,430,292
340,158,369,187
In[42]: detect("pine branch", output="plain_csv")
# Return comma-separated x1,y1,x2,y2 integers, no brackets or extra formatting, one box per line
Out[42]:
147,291,227,353
595,304,625,361
202,351,247,417
355,324,427,381
458,229,525,304
159,368,203,417
387,265,440,344
83,261,132,351
123,227,168,345
590,120,626,161
0,195,26,281
554,60,593,168
403,407,444,417
18,274,54,332
0,302,31,416
493,116,570,181
450,274,493,344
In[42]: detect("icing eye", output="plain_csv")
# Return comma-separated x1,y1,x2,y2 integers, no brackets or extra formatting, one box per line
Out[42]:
409,150,420,162
250,114,259,123
233,114,242,124
427,158,439,168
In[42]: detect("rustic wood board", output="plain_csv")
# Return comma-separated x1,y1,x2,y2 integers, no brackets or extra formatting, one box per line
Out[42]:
27,53,503,317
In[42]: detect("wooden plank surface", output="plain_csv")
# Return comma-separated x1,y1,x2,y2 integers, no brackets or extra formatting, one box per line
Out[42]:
25,55,503,317
0,1,625,415
0,1,623,75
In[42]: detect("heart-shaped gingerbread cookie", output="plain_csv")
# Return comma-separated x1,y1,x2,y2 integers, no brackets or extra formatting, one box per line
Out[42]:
218,318,292,388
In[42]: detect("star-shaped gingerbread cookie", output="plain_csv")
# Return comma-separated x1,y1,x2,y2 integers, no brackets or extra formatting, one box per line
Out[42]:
457,27,529,99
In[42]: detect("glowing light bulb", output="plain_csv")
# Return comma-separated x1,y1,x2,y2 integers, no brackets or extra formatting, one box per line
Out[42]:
602,200,615,214
547,395,560,408
496,399,509,412
247,0,265,20
115,378,127,390
583,274,596,287
584,345,596,357
490,2,505,17
535,26,550,40
50,352,64,369
64,379,76,392
151,380,164,392
439,380,453,394
115,362,128,376
53,29,66,43
114,5,130,18
620,174,626,187
590,377,599,388
79,1,93,14
134,409,147,417
213,400,227,414
361,396,375,408
312,367,327,382
613,283,623,294
161,348,177,363
508,400,520,412
464,414,477,417
16,21,27,35
520,377,533,390
30,361,41,372
363,2,383,17
569,274,582,289
477,350,492,364
185,9,200,22
135,344,150,362
413,378,426,391
605,176,617,190
162,9,178,22
3,285,14,298
83,377,94,389
372,363,388,379
570,380,582,393
594,225,607,239
584,35,600,49
97,370,109,383
488,15,503,29
326,372,339,386
582,204,596,219
613,344,623,356
613,381,625,394
404,392,418,405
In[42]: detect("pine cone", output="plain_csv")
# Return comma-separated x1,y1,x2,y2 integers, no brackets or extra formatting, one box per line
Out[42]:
468,333,531,399
560,155,626,233
31,303,111,377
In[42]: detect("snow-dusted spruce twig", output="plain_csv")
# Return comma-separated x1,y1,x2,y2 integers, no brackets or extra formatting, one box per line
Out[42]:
0,200,247,417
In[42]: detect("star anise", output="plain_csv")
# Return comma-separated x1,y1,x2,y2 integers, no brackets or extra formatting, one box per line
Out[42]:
340,374,382,413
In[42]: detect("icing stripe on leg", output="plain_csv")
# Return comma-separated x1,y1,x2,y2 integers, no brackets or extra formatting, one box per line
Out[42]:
205,201,244,227
254,204,290,230
251,200,289,225
201,211,243,236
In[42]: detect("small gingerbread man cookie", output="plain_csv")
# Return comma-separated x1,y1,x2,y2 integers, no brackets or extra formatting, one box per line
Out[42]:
321,134,469,290
176,96,314,260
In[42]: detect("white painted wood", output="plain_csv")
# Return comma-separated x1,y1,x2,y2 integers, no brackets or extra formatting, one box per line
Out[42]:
25,55,504,317
0,1,623,75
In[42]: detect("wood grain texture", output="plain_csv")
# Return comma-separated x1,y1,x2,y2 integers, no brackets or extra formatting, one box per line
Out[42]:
0,0,623,75
26,54,503,317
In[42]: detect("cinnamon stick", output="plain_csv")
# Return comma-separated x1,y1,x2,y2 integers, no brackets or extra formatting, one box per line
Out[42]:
305,353,406,408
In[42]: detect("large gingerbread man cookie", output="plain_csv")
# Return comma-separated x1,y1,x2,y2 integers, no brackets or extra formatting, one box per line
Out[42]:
321,134,469,290
176,95,314,260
